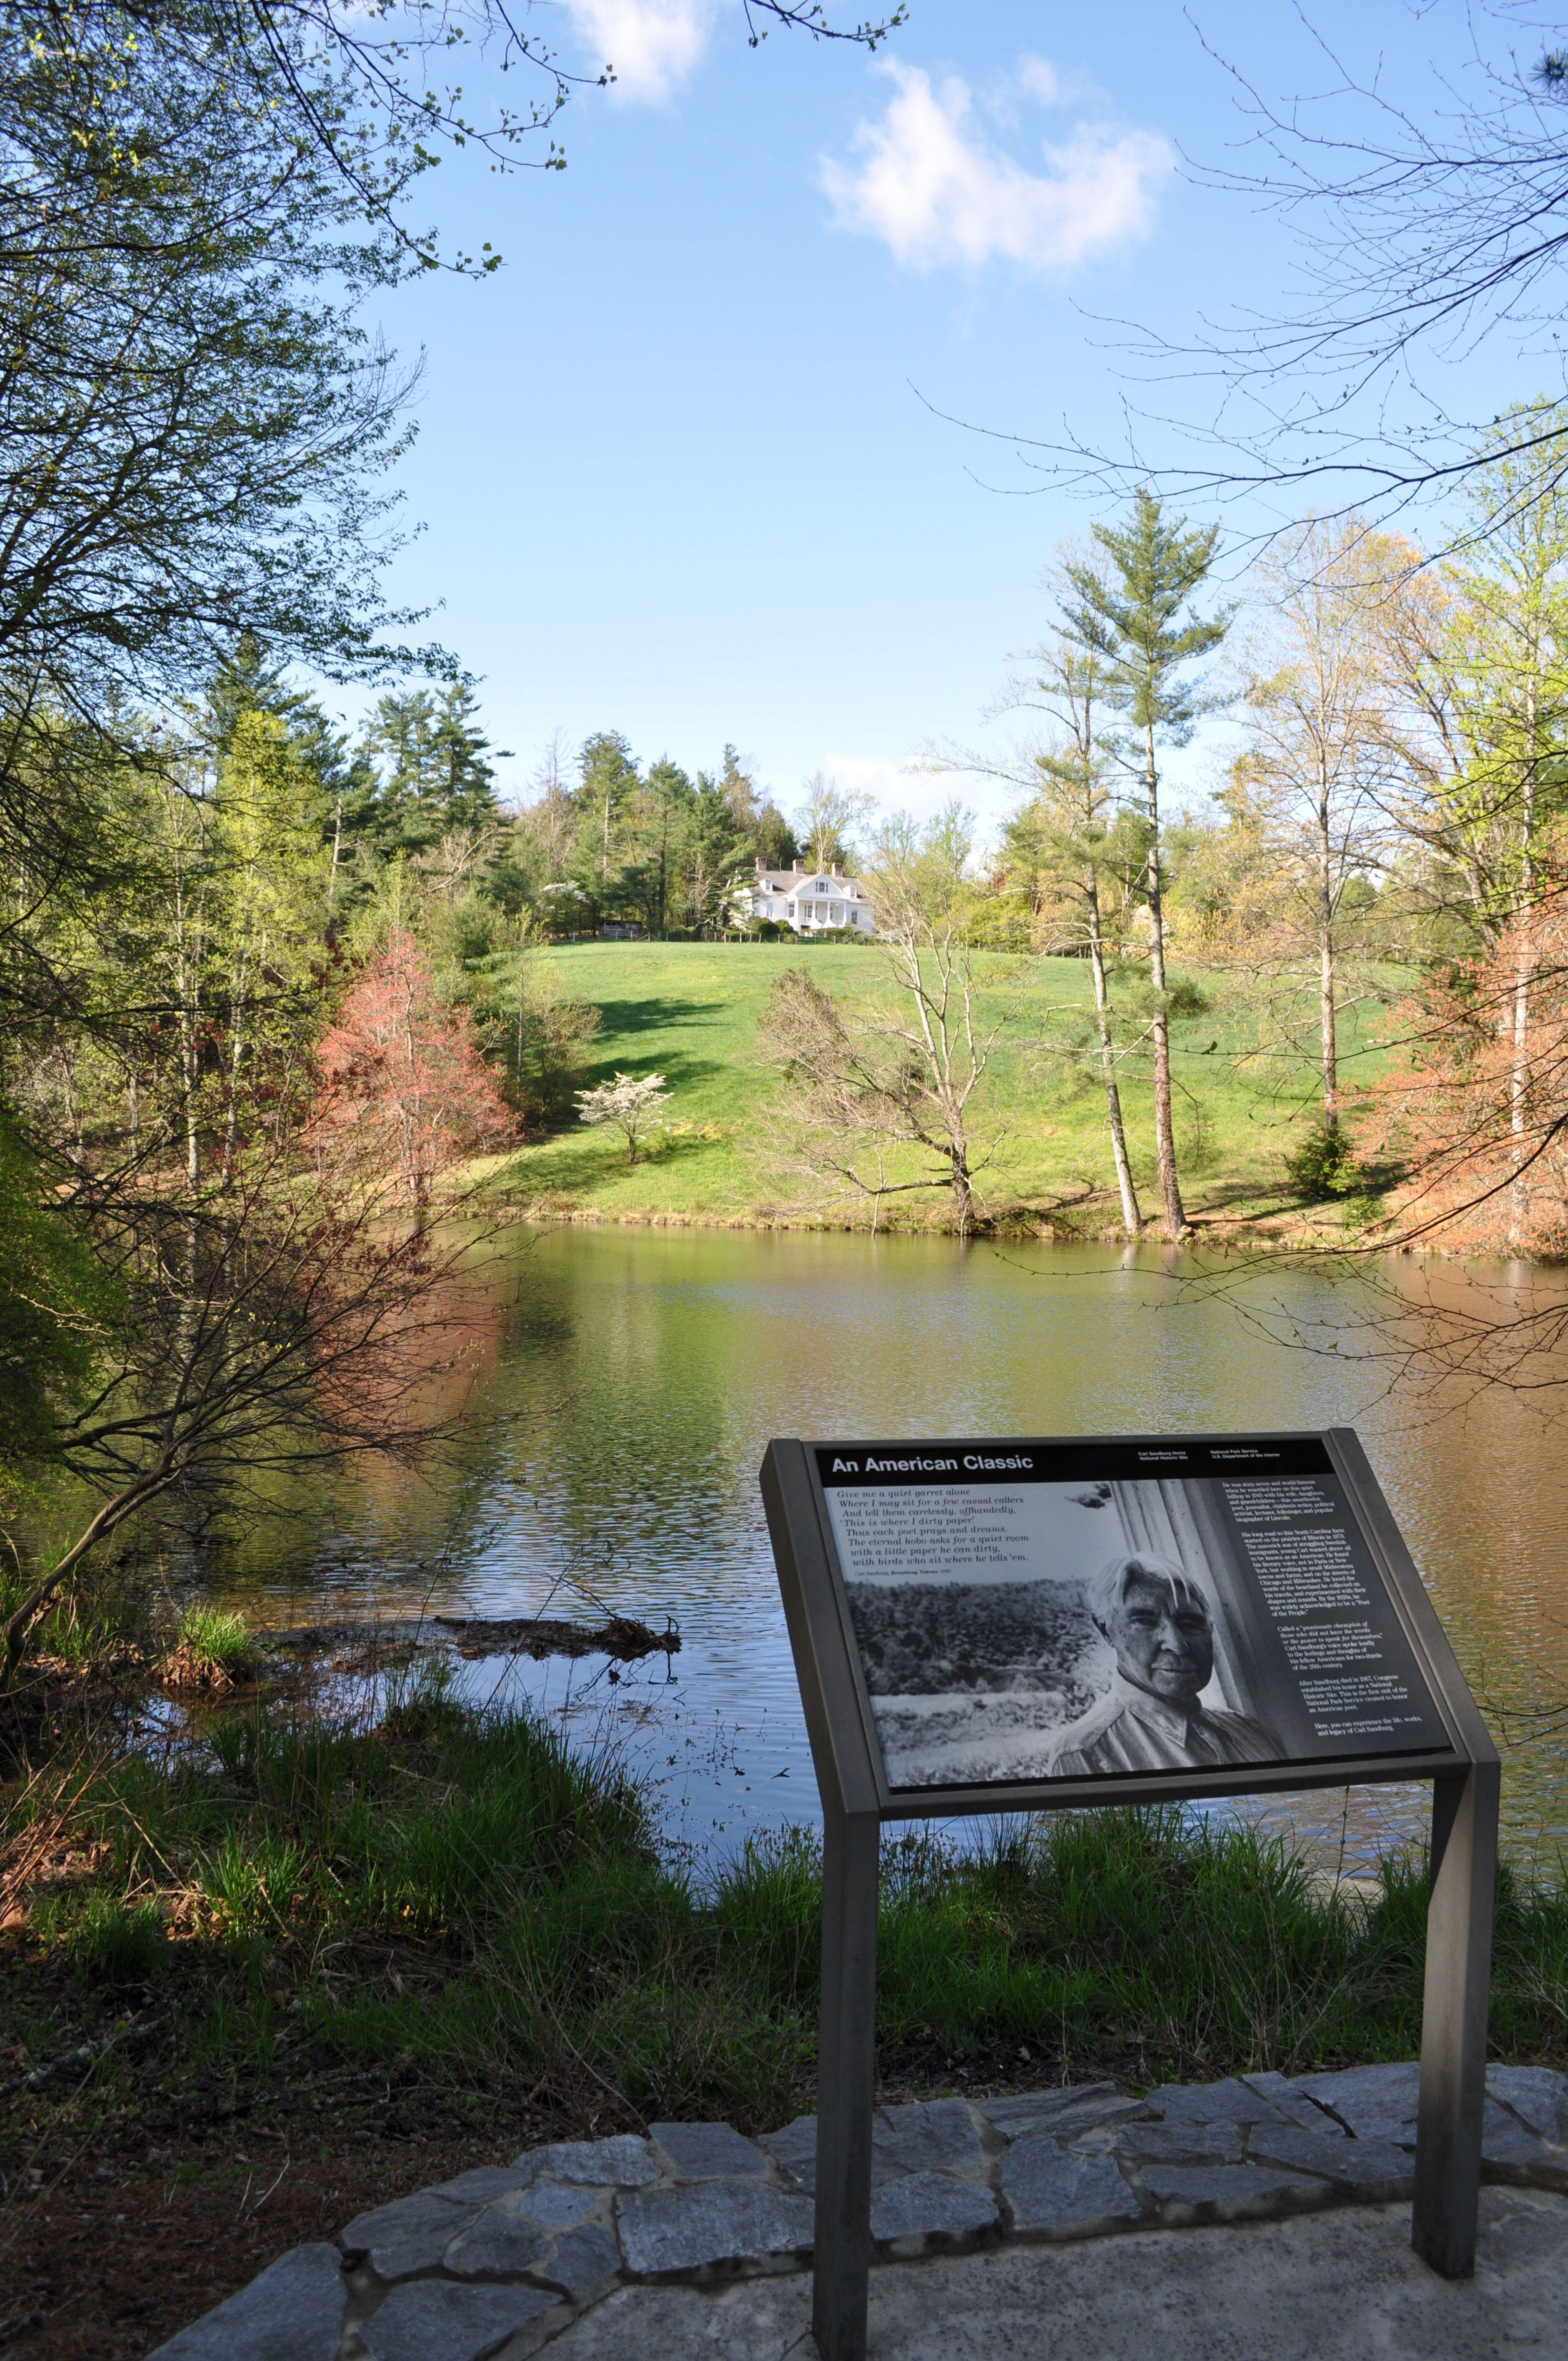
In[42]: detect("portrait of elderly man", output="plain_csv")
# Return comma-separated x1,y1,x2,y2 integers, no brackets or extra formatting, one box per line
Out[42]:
1047,1552,1282,1776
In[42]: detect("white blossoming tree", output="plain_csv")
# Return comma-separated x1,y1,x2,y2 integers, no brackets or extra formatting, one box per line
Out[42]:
575,1071,670,1166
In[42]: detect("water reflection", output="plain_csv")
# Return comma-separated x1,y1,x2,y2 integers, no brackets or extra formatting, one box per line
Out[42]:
209,1230,1568,1876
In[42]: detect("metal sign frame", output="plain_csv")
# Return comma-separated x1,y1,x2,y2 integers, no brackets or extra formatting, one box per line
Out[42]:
760,1428,1499,2361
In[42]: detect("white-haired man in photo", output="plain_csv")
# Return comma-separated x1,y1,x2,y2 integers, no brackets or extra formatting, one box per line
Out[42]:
1047,1552,1281,1776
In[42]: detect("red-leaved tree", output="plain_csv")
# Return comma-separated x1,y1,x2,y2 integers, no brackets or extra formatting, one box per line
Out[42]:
1355,884,1568,1256
311,931,512,1204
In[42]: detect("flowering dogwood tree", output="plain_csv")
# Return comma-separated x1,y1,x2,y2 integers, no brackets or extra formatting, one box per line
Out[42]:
312,931,512,1205
575,1071,669,1166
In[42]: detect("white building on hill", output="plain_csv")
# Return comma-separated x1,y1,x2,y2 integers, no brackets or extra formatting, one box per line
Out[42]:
735,858,875,936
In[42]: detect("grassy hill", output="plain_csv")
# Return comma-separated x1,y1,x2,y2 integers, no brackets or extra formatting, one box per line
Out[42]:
478,940,1399,1237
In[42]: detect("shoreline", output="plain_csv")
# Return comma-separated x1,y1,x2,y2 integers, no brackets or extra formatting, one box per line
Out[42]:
5,1674,1566,2358
470,1190,1530,1262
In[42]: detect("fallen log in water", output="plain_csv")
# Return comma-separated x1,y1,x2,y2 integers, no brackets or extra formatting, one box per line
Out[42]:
263,1613,680,1666
432,1614,680,1662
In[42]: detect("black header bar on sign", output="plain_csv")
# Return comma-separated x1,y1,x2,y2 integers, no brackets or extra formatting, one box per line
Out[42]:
814,1435,1335,1488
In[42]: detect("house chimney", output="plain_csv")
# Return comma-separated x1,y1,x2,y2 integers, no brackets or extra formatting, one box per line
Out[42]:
831,861,841,878
754,855,763,872
792,858,803,873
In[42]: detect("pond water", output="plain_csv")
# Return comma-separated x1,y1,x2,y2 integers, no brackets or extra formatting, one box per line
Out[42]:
209,1227,1568,1878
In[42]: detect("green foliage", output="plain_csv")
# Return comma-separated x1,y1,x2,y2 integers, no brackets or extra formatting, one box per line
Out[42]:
69,1894,168,1984
0,1112,114,1474
1062,492,1232,756
9,1701,1567,2136
346,686,500,866
1286,1118,1363,1201
173,1605,254,1675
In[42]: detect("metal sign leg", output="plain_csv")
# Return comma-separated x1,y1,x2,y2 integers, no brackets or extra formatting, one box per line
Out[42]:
1412,1760,1499,2277
812,1805,879,2361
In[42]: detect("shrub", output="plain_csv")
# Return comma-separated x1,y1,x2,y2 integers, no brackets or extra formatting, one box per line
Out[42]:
1286,1118,1362,1201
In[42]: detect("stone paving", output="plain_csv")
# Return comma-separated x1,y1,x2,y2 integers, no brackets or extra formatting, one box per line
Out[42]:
147,2061,1568,2361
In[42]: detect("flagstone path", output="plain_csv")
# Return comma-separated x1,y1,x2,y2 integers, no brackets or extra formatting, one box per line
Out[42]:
147,2060,1568,2361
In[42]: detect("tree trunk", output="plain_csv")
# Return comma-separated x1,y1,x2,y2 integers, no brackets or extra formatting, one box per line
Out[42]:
1317,763,1338,1125
222,951,248,1189
176,898,201,1192
1143,722,1186,1237
1086,877,1143,1235
1508,716,1539,1251
1,1468,174,1689
949,1142,973,1238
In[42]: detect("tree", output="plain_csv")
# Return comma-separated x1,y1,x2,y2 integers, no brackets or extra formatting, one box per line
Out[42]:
0,1111,109,1490
1062,493,1231,1238
0,1136,487,1688
575,732,642,908
311,931,513,1208
1352,881,1568,1261
1361,414,1568,1246
640,759,697,936
1014,27,1568,527
575,1071,669,1165
685,772,753,936
1244,515,1397,1134
210,711,330,1185
797,771,870,871
357,686,499,859
998,617,1145,1237
448,911,600,1131
761,806,1003,1233
0,0,909,1667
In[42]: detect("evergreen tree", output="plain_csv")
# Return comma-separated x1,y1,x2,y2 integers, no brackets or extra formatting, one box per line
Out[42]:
355,684,499,859
1003,618,1146,1238
641,759,696,935
685,772,753,935
572,732,642,909
1062,493,1231,1238
430,684,502,833
203,634,304,761
753,802,800,869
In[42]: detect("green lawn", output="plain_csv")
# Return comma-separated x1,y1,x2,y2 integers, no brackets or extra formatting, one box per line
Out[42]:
477,940,1401,1236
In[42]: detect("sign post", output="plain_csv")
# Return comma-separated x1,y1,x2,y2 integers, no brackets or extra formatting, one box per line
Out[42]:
761,1428,1497,2361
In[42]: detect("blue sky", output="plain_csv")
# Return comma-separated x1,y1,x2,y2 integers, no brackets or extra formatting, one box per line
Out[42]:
352,2,1546,838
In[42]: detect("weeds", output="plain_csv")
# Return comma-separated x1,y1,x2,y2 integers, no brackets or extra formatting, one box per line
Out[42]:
3,1692,1566,2153
158,1605,256,1692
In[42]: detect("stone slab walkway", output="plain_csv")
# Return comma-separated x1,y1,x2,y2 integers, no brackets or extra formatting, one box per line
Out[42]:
148,2062,1568,2361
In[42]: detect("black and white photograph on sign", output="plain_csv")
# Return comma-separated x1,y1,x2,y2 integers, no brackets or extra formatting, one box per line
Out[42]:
819,1460,1450,1790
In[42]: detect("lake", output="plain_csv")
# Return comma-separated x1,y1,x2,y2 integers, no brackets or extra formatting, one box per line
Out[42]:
209,1227,1568,1878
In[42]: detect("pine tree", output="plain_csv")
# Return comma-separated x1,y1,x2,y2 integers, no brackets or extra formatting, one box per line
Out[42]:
1063,493,1231,1238
575,732,641,903
1007,622,1145,1237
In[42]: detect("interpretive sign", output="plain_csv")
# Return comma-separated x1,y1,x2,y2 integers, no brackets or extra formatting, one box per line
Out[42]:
817,1435,1451,1795
760,1429,1499,2361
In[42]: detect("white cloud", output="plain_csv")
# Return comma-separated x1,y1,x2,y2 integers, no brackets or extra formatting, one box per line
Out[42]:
820,60,1174,272
1015,56,1071,106
559,0,718,106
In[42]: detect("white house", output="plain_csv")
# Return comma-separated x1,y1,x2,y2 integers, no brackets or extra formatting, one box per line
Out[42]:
735,858,875,936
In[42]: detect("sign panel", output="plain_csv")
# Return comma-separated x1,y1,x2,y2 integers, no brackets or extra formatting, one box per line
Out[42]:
815,1434,1453,1793
762,1429,1498,2353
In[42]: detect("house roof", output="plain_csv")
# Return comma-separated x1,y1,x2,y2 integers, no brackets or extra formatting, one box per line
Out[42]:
749,870,869,897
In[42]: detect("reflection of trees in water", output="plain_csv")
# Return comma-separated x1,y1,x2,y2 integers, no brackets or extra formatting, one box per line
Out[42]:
493,1243,751,1591
197,1247,517,1604
182,1227,1568,1852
